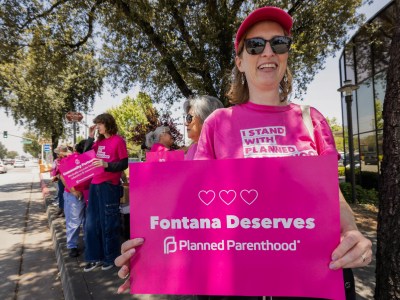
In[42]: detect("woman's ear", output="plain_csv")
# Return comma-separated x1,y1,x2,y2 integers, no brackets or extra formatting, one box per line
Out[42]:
235,55,244,73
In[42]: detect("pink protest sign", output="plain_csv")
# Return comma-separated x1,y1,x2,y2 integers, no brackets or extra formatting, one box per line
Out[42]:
129,155,344,299
58,150,104,188
145,150,184,162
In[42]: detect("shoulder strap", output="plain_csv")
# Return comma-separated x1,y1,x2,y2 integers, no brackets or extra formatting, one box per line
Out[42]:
300,105,315,143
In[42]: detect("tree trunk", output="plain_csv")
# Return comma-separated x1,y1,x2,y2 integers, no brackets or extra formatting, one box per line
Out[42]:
375,0,400,299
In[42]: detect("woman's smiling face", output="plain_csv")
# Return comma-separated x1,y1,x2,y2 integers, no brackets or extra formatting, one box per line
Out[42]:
236,21,288,94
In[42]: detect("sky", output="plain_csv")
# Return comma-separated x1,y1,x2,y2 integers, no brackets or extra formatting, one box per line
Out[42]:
0,0,391,155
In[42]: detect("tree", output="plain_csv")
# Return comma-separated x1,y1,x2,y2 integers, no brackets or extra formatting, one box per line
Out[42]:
6,150,18,159
375,0,400,298
326,117,344,152
22,131,41,158
108,92,183,156
100,0,365,105
1,1,366,108
0,142,7,159
0,2,104,149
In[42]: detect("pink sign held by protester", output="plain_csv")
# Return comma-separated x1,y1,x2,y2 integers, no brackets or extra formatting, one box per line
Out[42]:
129,155,345,300
145,150,185,162
58,150,104,188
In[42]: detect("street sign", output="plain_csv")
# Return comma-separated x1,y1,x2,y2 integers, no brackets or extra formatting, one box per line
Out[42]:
21,140,33,144
43,144,51,152
65,111,84,122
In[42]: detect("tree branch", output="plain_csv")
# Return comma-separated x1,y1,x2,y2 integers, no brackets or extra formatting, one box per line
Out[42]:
19,0,71,30
166,2,216,96
112,0,193,98
65,0,103,48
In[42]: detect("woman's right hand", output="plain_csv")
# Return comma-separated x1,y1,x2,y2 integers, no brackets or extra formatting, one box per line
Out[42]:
114,238,144,294
88,125,97,138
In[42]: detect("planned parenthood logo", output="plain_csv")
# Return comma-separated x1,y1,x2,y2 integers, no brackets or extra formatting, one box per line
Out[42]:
75,159,80,165
164,236,177,254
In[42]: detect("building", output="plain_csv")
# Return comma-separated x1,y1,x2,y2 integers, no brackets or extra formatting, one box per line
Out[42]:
338,0,396,188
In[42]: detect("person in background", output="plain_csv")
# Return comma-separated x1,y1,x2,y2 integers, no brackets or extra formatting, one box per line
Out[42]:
145,126,174,152
53,145,71,217
114,6,372,299
59,140,87,258
183,95,224,160
83,113,128,272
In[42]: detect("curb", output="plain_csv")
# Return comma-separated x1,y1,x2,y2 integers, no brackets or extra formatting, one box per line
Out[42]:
40,175,92,300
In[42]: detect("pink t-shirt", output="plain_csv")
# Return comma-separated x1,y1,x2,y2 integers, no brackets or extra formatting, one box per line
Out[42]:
91,135,128,185
184,143,198,160
195,102,337,160
150,143,170,152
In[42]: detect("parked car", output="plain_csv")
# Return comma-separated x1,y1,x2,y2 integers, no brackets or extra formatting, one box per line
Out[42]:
0,160,7,173
3,158,14,165
13,159,26,168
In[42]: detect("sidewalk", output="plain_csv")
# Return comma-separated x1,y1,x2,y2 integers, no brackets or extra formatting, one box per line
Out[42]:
40,172,136,300
40,172,376,300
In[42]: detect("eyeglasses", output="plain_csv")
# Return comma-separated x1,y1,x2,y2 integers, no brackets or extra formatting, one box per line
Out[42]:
244,36,292,55
185,114,194,124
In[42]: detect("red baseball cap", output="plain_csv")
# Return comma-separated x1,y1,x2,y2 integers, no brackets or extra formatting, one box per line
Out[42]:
234,6,293,53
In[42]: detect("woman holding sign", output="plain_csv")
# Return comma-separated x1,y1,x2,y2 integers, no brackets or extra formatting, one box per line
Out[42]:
115,6,372,299
83,113,128,272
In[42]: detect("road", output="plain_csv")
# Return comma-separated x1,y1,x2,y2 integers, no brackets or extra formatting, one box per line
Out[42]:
0,162,64,300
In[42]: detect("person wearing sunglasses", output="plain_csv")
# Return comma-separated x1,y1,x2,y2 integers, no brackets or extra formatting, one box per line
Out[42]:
145,126,174,152
183,95,224,160
115,6,371,299
192,6,372,300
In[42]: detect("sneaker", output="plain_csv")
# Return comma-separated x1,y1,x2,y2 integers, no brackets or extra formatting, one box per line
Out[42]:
83,262,102,272
68,248,79,258
101,263,114,271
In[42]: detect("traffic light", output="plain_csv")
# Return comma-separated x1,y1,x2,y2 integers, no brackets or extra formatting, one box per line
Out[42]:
3,131,7,138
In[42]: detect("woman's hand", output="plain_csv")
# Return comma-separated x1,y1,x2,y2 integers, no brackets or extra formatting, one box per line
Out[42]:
331,191,373,270
114,238,144,294
88,125,97,138
92,158,108,168
329,229,372,269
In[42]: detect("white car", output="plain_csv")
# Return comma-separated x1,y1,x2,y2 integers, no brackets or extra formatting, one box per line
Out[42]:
0,160,7,173
13,159,26,168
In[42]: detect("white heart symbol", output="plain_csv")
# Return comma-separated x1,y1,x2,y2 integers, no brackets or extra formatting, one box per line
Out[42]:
198,190,216,206
219,190,236,205
240,189,258,205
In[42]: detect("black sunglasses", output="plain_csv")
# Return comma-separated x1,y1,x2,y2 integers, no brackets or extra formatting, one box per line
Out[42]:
244,36,292,55
185,114,194,124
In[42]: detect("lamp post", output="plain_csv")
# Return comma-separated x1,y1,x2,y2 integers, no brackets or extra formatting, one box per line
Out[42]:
338,79,359,203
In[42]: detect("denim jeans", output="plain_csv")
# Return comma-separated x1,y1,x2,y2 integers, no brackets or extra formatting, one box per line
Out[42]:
64,191,86,249
84,182,121,264
57,180,65,209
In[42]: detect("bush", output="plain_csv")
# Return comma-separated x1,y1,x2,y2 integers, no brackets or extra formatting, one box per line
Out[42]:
338,166,345,177
339,182,378,206
344,170,379,190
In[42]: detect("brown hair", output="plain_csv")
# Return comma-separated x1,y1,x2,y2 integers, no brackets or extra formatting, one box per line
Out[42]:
227,32,293,105
93,113,118,141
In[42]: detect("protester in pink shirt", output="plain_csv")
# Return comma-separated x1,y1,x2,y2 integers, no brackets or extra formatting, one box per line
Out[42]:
115,6,372,299
145,126,174,152
83,113,128,272
183,95,224,160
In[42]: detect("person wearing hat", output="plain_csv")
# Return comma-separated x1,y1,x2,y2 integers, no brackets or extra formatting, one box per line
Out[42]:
114,6,372,299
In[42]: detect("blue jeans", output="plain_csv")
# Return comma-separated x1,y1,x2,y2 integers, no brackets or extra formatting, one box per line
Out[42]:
84,182,121,264
58,180,65,209
64,191,86,249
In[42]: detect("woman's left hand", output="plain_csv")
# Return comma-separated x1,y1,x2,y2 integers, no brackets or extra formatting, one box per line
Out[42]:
93,158,108,168
329,229,372,270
